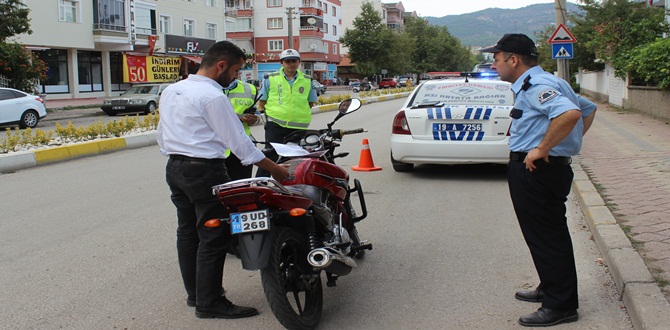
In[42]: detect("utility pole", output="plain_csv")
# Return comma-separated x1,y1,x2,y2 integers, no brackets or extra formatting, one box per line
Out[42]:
286,7,295,49
554,0,569,80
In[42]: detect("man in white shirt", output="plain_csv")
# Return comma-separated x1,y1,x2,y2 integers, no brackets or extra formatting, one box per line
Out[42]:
157,41,288,319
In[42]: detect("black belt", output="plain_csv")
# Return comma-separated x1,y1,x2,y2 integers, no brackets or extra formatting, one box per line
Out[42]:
509,152,571,165
169,154,225,164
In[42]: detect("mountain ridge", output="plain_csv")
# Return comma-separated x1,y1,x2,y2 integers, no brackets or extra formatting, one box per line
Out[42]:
424,3,582,47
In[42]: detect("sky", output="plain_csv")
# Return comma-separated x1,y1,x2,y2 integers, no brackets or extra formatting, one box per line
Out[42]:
389,0,578,17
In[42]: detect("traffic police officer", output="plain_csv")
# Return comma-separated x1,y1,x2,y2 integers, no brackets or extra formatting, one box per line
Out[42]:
223,78,260,180
255,49,318,177
481,34,597,327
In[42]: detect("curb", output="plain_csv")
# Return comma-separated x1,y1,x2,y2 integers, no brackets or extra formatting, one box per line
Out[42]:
572,160,670,330
0,92,411,174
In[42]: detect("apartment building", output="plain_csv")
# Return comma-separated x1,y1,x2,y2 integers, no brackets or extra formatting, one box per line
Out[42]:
15,0,343,99
225,0,342,84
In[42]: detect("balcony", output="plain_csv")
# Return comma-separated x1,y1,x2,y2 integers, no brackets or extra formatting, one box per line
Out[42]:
225,7,237,17
301,0,319,8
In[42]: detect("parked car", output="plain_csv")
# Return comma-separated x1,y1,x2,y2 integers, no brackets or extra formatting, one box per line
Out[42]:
0,87,47,129
348,79,361,86
101,83,170,116
398,77,409,87
379,78,399,89
312,80,327,96
472,63,499,78
350,81,377,93
390,75,514,172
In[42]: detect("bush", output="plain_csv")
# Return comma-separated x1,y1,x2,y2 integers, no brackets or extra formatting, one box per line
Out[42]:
625,38,670,89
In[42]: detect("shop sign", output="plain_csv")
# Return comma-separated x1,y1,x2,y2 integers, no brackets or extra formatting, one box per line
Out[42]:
314,62,327,71
123,54,182,83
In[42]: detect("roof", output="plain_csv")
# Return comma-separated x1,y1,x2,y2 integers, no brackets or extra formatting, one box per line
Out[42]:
339,55,354,67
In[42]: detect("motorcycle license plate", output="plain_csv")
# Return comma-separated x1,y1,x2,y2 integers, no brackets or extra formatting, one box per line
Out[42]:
230,209,270,234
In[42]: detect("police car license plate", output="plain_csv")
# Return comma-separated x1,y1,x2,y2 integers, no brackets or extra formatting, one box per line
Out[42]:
433,123,482,131
230,209,270,234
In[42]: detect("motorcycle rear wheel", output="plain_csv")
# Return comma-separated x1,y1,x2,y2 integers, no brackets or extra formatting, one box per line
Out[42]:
261,227,323,330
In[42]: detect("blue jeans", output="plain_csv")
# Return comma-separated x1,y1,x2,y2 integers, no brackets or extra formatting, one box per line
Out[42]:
165,156,231,307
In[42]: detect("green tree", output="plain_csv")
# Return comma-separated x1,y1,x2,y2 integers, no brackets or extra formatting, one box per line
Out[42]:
0,0,46,93
340,2,390,78
404,16,475,74
0,0,31,42
574,0,669,78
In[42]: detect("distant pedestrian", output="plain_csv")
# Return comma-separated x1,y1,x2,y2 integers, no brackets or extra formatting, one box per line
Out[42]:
481,33,597,327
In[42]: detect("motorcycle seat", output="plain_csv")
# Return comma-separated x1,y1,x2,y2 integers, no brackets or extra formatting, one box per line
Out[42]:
285,184,324,204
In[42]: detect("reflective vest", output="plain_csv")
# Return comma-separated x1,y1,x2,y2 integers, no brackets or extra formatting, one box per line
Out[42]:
265,69,312,129
224,81,256,157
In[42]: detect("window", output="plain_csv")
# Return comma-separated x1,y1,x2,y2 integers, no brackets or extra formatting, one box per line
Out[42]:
332,25,337,36
77,51,103,92
94,0,126,31
268,40,284,51
109,52,131,91
268,18,282,29
243,0,251,9
59,0,80,22
205,0,216,6
333,44,338,55
159,15,171,34
322,24,327,33
226,17,252,32
206,23,217,39
34,49,69,94
184,19,195,36
268,0,282,7
323,4,327,13
135,7,156,35
332,6,336,16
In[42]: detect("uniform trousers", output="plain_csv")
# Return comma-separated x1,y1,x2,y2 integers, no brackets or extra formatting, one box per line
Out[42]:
225,153,253,180
165,156,232,307
507,160,578,311
256,121,304,178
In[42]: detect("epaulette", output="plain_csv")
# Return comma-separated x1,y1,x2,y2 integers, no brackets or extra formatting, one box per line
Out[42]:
521,75,532,91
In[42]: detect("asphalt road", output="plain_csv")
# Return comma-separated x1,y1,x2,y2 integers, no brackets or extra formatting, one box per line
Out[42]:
0,99,631,329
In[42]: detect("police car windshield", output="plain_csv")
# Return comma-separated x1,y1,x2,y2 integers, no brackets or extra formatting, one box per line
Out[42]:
410,80,514,107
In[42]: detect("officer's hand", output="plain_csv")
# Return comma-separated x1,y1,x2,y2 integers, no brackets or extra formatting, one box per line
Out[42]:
524,148,549,172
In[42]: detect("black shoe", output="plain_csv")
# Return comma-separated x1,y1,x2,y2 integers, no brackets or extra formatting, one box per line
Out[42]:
195,296,259,319
518,307,578,327
515,288,545,303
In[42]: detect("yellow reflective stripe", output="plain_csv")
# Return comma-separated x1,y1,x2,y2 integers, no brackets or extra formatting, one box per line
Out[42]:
267,116,310,128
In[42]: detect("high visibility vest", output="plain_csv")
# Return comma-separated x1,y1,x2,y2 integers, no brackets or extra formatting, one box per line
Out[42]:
224,81,256,157
265,69,312,129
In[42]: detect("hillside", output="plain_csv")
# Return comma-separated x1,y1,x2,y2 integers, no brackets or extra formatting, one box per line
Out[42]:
426,3,582,47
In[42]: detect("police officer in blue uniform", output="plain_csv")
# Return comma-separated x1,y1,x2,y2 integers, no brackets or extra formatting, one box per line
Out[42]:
481,34,597,327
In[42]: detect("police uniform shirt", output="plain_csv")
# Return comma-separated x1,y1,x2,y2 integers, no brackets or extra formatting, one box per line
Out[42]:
156,74,266,164
258,68,318,103
510,66,596,157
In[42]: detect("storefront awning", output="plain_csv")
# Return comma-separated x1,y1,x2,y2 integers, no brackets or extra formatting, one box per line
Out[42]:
181,55,202,64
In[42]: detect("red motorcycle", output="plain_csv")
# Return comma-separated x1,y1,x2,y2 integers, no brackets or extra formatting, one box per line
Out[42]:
211,98,372,329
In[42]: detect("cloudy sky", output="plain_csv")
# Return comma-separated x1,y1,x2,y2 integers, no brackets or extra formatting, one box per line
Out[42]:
389,0,579,17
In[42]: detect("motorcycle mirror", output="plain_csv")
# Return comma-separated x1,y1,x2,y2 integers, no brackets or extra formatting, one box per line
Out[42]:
328,98,362,129
338,98,362,114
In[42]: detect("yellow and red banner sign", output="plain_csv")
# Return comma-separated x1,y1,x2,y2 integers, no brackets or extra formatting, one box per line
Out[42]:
123,54,181,83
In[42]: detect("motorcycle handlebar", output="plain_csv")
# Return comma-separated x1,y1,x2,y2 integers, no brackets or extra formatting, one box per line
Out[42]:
341,128,366,135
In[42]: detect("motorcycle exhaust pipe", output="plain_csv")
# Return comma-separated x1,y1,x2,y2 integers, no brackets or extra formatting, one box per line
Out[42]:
307,247,356,276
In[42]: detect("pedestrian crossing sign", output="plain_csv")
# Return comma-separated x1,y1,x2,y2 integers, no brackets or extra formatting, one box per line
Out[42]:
552,43,574,59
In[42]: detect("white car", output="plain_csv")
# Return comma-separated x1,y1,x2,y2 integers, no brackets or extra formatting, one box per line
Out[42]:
390,74,514,172
0,87,47,129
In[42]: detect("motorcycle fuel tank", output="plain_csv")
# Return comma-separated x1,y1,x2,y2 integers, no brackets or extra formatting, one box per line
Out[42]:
281,158,349,200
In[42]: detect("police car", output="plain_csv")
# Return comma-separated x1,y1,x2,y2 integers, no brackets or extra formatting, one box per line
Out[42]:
390,73,514,172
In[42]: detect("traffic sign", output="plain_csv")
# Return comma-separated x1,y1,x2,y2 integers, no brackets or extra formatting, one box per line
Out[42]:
552,43,574,59
549,24,577,44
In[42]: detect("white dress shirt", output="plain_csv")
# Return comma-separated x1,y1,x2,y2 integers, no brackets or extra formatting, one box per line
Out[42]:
156,74,265,165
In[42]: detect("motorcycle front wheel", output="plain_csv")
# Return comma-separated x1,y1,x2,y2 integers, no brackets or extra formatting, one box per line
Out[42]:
261,227,323,330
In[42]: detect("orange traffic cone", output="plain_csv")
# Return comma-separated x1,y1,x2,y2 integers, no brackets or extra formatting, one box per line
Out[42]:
352,139,382,171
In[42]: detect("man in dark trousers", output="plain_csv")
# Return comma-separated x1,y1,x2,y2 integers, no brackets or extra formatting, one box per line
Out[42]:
157,41,289,320
481,34,597,327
